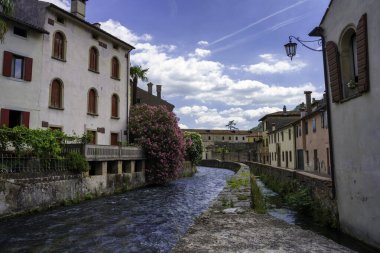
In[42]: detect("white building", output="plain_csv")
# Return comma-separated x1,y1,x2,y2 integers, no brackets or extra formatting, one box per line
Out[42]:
0,0,134,145
321,0,380,248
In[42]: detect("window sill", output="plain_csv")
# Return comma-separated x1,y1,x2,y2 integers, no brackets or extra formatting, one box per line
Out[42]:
51,56,66,62
111,116,120,120
111,76,120,81
49,106,64,110
87,112,99,116
339,92,362,104
88,69,99,74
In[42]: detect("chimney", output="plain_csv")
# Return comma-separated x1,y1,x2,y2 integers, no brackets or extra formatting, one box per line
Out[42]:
71,0,87,19
283,105,287,113
147,82,153,95
272,123,276,131
304,91,312,114
156,85,162,99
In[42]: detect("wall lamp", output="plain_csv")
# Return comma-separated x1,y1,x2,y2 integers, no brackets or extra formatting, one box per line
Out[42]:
284,36,322,60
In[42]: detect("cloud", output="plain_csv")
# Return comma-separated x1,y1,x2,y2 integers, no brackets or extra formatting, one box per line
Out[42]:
188,48,211,58
40,0,70,10
178,123,188,129
197,40,209,46
176,106,282,129
243,54,306,75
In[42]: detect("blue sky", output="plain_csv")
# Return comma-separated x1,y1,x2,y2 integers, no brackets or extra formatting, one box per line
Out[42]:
44,0,330,130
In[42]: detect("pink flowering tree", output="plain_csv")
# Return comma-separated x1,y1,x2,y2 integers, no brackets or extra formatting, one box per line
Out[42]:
129,105,185,185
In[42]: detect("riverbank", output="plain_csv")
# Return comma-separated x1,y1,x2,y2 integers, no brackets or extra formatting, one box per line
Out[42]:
172,164,354,253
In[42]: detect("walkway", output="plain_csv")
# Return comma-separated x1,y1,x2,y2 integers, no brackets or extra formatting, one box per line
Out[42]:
171,165,355,253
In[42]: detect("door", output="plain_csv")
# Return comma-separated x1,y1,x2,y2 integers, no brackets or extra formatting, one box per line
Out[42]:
297,149,304,170
111,133,119,146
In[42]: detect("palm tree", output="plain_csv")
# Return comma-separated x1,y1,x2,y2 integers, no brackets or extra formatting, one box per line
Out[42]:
0,0,14,42
130,65,149,105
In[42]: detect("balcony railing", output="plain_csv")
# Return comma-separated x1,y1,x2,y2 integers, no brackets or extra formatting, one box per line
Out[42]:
63,144,145,161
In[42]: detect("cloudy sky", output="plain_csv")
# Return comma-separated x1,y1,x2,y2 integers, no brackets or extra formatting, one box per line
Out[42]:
42,0,330,130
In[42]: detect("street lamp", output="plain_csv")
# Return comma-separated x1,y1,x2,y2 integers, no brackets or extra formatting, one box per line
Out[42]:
284,36,322,60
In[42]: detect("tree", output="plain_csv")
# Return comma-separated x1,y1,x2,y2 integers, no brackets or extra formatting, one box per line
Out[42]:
184,132,203,165
130,65,149,105
129,104,185,185
0,0,14,42
226,120,238,130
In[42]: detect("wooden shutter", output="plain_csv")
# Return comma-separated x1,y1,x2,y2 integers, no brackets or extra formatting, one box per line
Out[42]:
0,109,10,127
24,57,33,81
111,133,118,146
2,51,12,77
326,41,342,103
22,112,30,128
88,89,96,113
51,80,61,108
357,13,370,93
112,95,118,117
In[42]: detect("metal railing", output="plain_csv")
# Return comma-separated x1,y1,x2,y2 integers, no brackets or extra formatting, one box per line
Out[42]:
0,154,68,174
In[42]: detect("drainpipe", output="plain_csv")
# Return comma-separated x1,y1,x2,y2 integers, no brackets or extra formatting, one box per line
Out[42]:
309,27,336,198
126,50,131,144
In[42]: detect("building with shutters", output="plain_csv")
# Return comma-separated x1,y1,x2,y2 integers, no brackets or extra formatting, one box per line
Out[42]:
320,0,380,248
0,0,134,145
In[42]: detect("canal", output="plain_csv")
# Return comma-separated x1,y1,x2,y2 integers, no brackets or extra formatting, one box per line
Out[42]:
0,167,234,253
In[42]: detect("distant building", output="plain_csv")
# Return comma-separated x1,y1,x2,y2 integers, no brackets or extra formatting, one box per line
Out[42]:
268,122,295,169
135,82,174,111
320,0,380,248
0,0,134,145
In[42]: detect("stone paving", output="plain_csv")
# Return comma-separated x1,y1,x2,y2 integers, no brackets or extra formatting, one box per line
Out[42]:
171,165,355,253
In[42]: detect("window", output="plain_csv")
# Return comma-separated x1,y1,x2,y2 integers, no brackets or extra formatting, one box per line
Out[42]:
111,94,119,118
229,136,231,140
321,112,325,128
282,151,284,162
288,129,291,140
222,136,225,140
298,124,302,137
53,31,66,60
14,27,27,38
306,150,309,165
304,121,308,135
235,136,238,141
89,47,99,72
289,151,292,162
266,139,268,147
281,131,284,141
208,136,211,140
242,137,245,141
0,109,30,128
2,51,33,81
50,79,63,109
87,88,98,115
312,118,316,133
111,132,119,146
111,57,120,79
87,130,97,145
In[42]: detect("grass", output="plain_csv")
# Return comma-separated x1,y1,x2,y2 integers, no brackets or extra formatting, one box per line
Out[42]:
250,175,266,214
227,171,250,189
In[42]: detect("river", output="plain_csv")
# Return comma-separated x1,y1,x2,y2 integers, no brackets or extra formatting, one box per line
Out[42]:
0,167,234,253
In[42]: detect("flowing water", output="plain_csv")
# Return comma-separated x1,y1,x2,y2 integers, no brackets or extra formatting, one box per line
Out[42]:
256,178,379,253
0,167,234,253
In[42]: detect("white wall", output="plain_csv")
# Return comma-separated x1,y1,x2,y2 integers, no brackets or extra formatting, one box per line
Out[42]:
0,23,44,128
39,11,130,144
321,0,380,248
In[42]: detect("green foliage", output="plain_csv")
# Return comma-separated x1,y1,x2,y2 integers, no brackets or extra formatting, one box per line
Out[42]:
130,65,149,82
250,175,266,214
225,120,238,130
0,0,14,42
227,172,250,189
250,122,263,132
66,152,89,173
184,131,203,165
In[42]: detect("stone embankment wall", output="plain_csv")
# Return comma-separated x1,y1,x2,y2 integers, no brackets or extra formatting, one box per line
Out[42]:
199,159,241,172
181,161,197,177
0,171,145,218
245,161,338,227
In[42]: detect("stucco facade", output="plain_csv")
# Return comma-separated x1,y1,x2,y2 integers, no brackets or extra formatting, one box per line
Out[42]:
321,0,380,248
268,124,296,169
1,0,134,145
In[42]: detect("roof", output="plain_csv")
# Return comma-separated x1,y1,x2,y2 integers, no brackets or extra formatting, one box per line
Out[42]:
136,87,175,111
0,12,49,34
259,111,300,121
47,4,134,50
184,129,257,136
319,0,334,26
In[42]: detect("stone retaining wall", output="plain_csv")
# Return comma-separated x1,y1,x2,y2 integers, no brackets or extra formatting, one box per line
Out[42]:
0,171,145,218
245,161,338,227
199,159,241,172
181,161,197,177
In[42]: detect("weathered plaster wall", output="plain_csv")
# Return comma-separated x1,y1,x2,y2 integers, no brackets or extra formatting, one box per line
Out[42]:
321,0,380,248
0,171,145,218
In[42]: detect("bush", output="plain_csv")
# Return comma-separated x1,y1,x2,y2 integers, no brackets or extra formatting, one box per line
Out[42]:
184,131,203,165
129,105,185,185
66,152,89,173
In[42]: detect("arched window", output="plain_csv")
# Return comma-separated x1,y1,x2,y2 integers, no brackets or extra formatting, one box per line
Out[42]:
88,88,98,114
89,47,99,72
111,94,119,118
111,57,119,79
53,32,65,60
50,79,63,109
340,27,358,97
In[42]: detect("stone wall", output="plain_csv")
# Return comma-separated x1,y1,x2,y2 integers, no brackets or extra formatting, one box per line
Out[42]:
245,162,338,227
199,160,241,172
0,171,145,218
181,161,197,177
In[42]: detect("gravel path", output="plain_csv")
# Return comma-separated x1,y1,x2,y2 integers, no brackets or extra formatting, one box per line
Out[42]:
171,165,355,253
